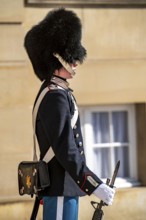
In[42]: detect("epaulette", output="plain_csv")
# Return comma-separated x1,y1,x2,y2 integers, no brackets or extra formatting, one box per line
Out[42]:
49,84,59,90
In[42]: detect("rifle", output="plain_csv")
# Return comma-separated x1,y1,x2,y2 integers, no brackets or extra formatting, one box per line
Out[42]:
91,160,120,220
30,196,41,220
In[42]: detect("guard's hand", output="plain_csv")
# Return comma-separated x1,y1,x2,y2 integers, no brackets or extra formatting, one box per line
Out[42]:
93,183,115,205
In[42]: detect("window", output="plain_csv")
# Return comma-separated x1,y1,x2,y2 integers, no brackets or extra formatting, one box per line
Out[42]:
80,104,138,187
25,0,146,8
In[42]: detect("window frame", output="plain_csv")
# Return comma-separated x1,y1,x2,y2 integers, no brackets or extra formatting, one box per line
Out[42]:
24,0,146,8
79,104,139,188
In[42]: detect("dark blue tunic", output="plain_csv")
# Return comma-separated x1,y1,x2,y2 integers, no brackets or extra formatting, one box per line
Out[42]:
35,80,102,197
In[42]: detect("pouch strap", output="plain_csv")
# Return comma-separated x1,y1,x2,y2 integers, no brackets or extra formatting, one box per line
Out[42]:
32,87,49,161
32,86,79,163
42,87,79,163
70,93,78,129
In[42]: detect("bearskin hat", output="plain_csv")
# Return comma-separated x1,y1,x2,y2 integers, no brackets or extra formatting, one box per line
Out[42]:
24,8,86,81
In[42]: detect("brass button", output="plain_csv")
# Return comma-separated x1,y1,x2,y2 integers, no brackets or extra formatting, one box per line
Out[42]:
76,133,79,138
80,151,84,155
77,181,80,184
74,125,77,129
78,141,82,147
85,189,89,192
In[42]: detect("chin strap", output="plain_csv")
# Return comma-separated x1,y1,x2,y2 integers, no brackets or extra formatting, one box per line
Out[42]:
53,53,76,76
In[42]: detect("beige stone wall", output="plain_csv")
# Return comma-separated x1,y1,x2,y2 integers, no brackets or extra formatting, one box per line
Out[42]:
0,0,38,202
0,1,146,219
71,8,146,104
0,188,146,220
0,0,24,22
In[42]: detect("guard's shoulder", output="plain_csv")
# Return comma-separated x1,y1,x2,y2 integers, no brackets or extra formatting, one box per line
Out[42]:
49,84,59,91
42,86,69,105
48,85,68,96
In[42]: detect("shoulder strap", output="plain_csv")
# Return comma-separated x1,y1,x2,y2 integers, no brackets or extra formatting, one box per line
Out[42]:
32,87,49,161
43,89,79,163
32,86,79,163
70,93,79,128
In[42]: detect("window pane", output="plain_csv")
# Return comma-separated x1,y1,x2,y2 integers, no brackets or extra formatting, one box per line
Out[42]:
93,147,110,178
114,146,130,177
92,112,110,143
112,111,128,142
90,109,132,180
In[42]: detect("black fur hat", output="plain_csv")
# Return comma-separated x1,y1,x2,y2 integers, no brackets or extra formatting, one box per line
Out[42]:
24,8,86,81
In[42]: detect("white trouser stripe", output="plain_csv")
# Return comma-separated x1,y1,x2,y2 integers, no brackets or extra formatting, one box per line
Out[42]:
56,197,64,220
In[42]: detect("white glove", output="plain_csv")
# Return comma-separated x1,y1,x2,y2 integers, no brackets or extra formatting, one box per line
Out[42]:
93,183,115,205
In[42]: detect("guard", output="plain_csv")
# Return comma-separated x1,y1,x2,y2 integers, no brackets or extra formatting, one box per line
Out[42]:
24,8,115,220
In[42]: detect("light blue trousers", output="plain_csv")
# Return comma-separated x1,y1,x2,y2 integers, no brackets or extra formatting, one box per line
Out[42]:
43,196,79,220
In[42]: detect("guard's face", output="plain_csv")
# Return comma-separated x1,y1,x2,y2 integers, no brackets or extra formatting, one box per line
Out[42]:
60,67,73,79
64,63,78,79
54,63,78,79
70,63,78,72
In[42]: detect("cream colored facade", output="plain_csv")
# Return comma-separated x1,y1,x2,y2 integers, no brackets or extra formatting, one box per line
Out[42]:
0,1,146,219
